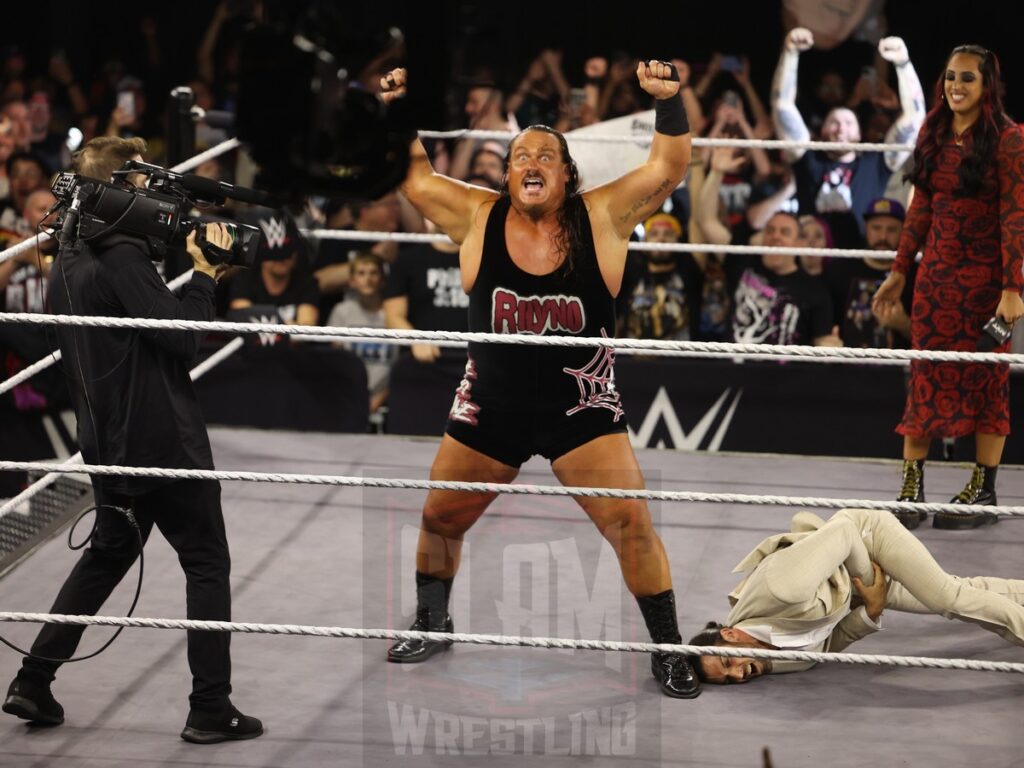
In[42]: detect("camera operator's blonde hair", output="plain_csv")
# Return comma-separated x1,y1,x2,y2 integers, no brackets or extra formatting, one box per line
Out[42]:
72,136,147,182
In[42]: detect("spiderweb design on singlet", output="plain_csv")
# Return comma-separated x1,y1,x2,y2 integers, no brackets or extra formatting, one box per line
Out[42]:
562,330,624,422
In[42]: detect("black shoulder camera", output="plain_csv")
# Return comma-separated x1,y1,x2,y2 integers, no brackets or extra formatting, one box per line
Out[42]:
51,161,275,268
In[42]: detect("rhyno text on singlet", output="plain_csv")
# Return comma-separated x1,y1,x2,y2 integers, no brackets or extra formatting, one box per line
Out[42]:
491,288,586,334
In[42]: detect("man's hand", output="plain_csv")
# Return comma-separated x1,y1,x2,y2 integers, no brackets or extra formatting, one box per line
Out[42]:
636,60,680,100
852,561,888,622
411,343,441,363
872,271,906,314
584,57,608,81
814,325,844,347
379,68,407,104
49,54,75,87
731,56,752,88
710,147,746,174
873,298,910,332
785,27,814,53
186,223,233,281
878,36,910,66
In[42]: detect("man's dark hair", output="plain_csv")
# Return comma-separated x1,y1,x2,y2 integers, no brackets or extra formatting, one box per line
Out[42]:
71,136,147,182
500,125,585,279
465,173,499,191
766,210,801,231
470,145,503,169
685,621,725,682
5,149,49,180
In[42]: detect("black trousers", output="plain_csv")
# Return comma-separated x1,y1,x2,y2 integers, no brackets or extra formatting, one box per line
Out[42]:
19,478,233,709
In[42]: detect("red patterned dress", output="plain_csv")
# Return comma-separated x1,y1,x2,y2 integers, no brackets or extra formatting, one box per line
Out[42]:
893,124,1024,438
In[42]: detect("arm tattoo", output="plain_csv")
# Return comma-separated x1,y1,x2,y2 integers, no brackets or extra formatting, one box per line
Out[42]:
771,50,808,146
619,178,671,224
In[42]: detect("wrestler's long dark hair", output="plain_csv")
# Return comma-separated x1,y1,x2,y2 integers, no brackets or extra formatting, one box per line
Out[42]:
500,125,587,280
685,621,726,682
907,45,1012,196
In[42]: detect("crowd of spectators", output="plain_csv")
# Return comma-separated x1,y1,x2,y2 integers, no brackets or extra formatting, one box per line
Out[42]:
0,2,952,423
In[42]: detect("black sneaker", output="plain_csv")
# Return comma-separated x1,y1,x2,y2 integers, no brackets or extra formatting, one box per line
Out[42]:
387,611,454,663
650,653,701,699
180,703,263,744
2,677,64,726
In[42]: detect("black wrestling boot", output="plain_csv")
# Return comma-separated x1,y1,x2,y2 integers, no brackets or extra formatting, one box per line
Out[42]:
894,459,927,530
387,572,455,663
934,464,1000,530
180,702,263,744
386,610,454,663
636,590,700,699
2,677,64,726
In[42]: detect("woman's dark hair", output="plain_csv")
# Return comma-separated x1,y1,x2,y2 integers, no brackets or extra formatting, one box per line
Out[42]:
907,45,1011,195
501,125,586,280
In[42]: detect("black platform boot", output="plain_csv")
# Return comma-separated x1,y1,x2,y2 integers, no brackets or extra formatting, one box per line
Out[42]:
636,590,700,699
894,459,927,530
387,572,455,663
934,464,999,530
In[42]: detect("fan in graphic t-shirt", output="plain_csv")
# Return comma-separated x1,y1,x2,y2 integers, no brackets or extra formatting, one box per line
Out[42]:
228,209,320,327
382,225,470,363
730,212,837,346
620,213,702,341
823,197,914,348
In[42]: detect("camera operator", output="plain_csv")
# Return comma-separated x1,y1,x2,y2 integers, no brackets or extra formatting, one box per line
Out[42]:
2,136,263,744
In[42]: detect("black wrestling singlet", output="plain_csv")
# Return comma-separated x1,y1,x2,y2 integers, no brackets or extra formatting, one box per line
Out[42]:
457,196,621,417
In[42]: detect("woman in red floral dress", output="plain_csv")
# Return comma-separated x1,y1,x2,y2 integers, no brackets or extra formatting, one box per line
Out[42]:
874,45,1024,531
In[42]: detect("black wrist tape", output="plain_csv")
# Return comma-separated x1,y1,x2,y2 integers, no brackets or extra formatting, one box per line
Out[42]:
655,93,689,136
650,60,688,136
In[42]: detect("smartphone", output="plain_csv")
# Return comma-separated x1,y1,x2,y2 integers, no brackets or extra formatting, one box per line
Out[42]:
720,55,743,73
117,90,136,122
568,87,587,123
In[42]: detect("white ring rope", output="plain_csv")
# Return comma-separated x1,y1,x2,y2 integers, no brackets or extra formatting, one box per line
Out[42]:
0,327,241,520
417,129,913,155
170,137,241,174
0,270,195,398
1,459,1021,518
291,334,926,366
0,232,51,266
305,228,896,261
0,312,1017,365
0,612,1017,674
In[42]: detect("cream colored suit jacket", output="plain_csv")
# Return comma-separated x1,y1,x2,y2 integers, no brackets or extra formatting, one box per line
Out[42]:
725,511,878,673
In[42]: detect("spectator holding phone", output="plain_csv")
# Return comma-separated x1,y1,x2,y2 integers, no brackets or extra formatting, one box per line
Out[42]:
694,53,771,139
104,77,147,140
508,49,570,129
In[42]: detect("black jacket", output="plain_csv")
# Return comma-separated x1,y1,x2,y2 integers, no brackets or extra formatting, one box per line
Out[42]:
47,235,216,494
